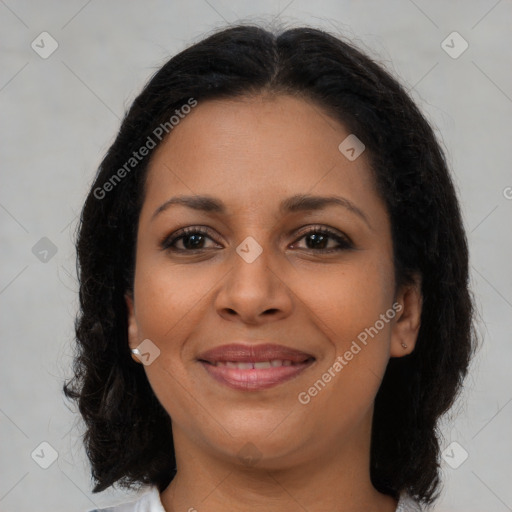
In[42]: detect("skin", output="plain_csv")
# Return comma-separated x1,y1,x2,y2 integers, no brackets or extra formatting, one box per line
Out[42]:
126,93,422,512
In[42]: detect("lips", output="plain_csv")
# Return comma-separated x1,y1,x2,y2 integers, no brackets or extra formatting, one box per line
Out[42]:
197,343,315,391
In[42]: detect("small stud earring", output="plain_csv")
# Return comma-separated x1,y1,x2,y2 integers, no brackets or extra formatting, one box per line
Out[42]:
401,342,408,349
131,348,142,363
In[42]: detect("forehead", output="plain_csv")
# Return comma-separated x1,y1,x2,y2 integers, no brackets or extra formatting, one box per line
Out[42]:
141,94,382,218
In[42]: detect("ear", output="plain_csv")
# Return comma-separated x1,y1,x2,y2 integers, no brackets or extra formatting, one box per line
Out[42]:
125,292,140,351
390,275,422,357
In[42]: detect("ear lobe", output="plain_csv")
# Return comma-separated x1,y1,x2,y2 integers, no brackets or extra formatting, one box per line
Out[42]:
125,292,139,350
390,275,422,358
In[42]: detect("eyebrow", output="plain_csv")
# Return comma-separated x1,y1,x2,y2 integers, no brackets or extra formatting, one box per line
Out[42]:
151,193,372,229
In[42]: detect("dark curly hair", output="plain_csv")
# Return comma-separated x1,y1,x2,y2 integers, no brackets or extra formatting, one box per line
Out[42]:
63,24,477,507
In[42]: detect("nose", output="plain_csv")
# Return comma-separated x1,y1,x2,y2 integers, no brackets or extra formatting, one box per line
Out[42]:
214,242,294,326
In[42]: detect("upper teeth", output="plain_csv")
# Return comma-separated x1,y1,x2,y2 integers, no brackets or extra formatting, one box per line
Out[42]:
213,360,296,369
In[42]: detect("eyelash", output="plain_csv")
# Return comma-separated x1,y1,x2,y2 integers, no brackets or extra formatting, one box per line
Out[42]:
160,225,353,254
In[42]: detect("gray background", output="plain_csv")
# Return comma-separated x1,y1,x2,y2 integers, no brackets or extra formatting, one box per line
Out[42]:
1,1,511,511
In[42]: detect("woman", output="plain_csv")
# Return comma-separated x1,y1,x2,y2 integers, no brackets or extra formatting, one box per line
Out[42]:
64,24,476,512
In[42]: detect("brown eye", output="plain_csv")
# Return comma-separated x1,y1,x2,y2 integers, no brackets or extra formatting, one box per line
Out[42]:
292,227,353,253
161,227,219,252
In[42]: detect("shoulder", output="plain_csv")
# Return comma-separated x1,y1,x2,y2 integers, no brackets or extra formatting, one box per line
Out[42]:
86,487,421,512
395,492,424,512
86,487,165,512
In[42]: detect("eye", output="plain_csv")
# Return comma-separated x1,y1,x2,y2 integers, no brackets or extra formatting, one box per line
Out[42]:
291,226,353,253
160,227,219,252
160,225,353,254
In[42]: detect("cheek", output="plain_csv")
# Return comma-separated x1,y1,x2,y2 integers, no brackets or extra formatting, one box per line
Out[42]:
132,262,214,423
297,256,394,345
133,259,212,342
298,257,394,404
296,266,394,433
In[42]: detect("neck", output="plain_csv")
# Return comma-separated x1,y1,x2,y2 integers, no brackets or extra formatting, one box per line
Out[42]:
160,415,397,512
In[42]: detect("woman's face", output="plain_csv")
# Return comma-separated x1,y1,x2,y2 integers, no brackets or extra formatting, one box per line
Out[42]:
126,94,421,470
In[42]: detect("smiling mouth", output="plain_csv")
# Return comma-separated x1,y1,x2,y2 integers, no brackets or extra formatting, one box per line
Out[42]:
199,357,315,391
196,343,316,391
205,359,310,369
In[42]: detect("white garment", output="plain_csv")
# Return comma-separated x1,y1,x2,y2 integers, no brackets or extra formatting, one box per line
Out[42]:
88,486,423,511
88,488,165,512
